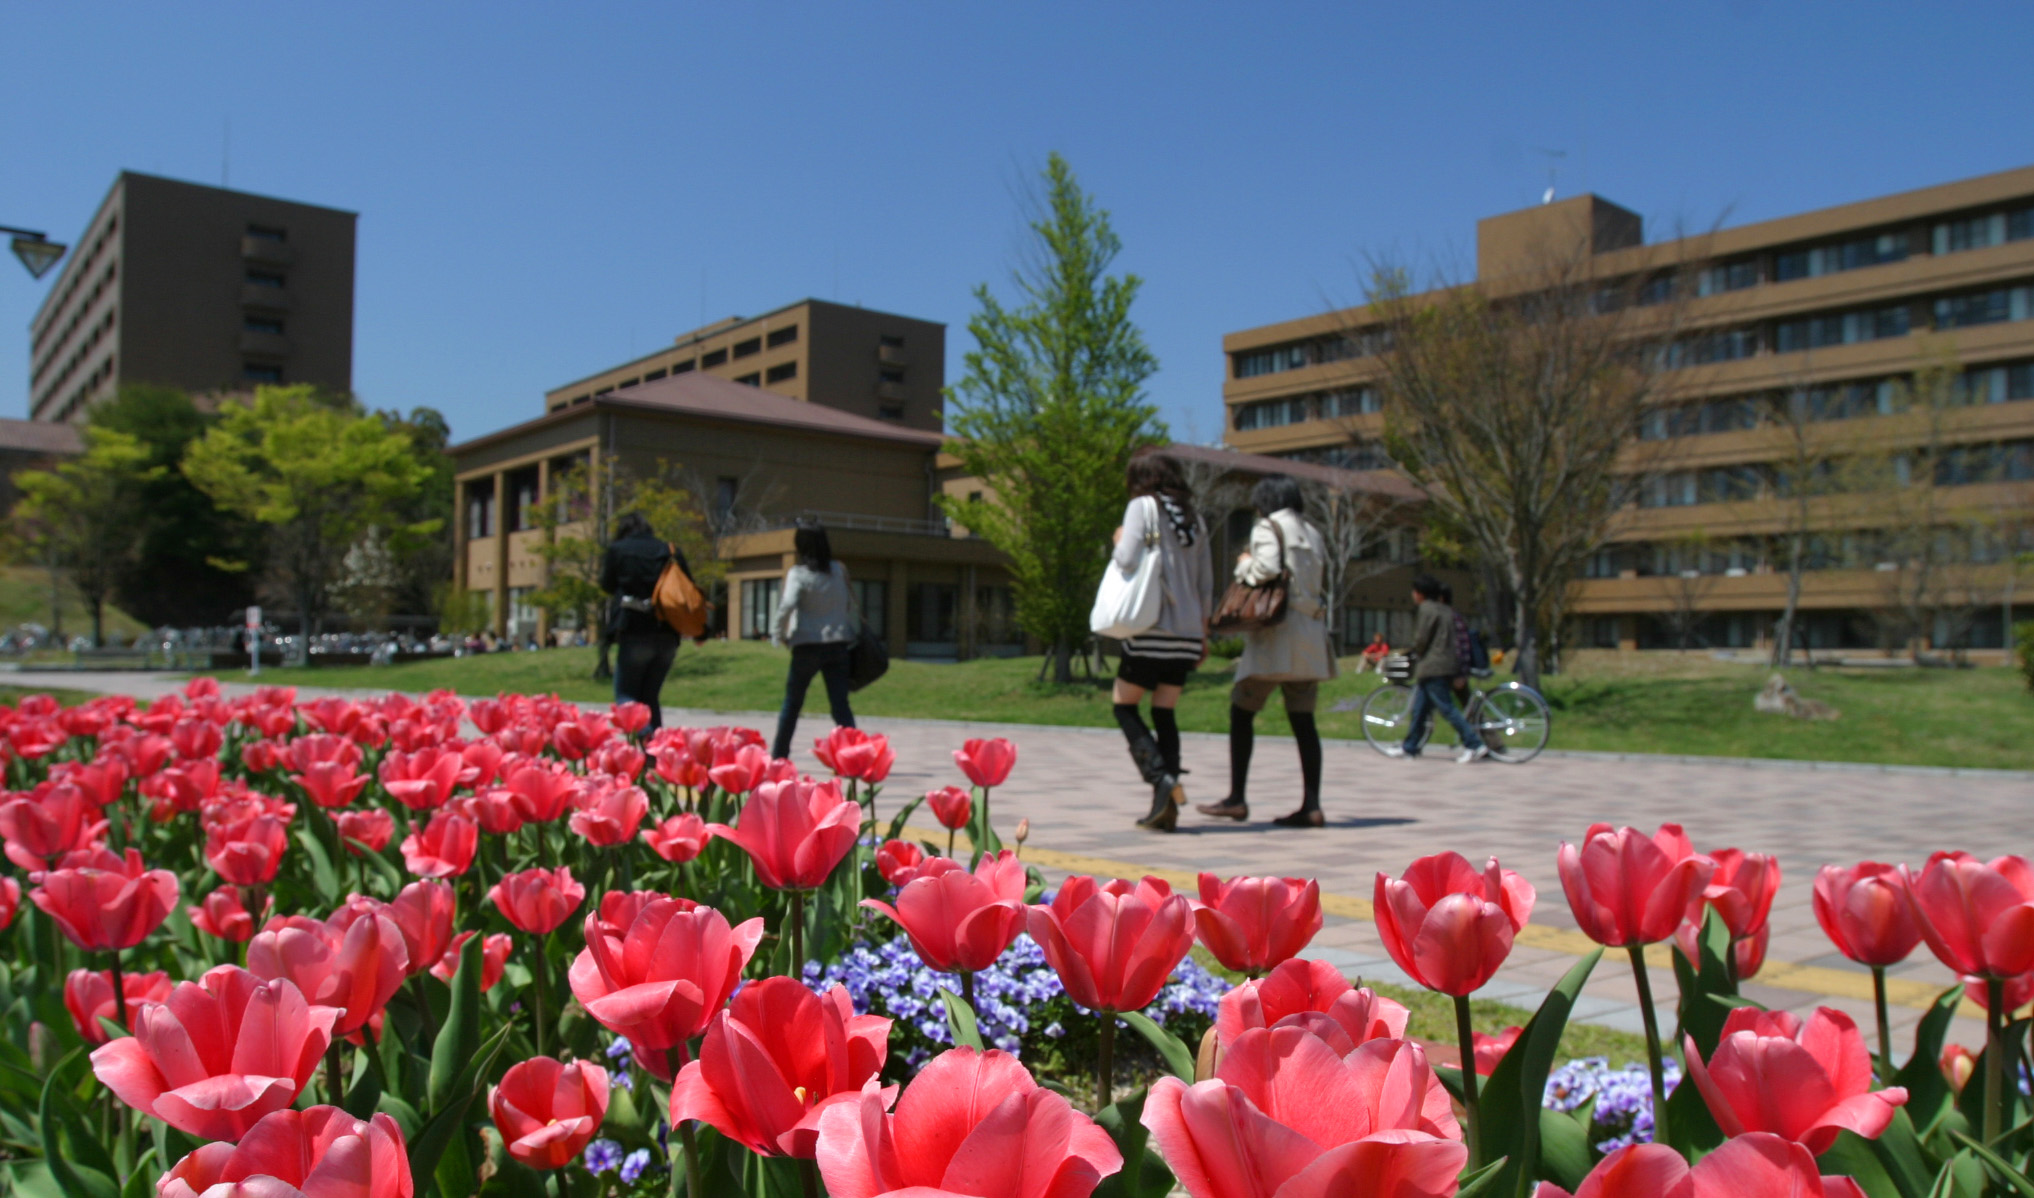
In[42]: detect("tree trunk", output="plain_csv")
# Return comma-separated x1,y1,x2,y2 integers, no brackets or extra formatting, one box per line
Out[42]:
90,596,104,649
1051,639,1073,685
1511,593,1541,692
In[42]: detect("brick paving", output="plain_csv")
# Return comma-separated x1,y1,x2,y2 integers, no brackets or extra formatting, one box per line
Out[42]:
18,669,2029,1059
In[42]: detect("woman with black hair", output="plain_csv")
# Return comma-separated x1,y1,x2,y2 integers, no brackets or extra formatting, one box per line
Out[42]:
1109,451,1214,832
768,521,858,760
1196,474,1335,828
599,510,692,732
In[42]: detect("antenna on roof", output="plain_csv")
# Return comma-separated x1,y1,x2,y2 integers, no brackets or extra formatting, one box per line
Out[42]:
1534,147,1566,204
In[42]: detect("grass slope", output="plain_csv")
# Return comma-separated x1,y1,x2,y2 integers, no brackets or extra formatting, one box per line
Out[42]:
0,567,149,641
192,640,2033,770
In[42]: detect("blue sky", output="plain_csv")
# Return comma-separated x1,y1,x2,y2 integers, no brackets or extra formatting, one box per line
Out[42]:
3,2,2031,442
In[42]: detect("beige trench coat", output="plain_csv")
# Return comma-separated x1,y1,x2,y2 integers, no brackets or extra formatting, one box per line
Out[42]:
1233,509,1339,683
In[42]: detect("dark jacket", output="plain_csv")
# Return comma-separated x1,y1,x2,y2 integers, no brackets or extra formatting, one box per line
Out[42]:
600,533,693,638
1408,599,1459,681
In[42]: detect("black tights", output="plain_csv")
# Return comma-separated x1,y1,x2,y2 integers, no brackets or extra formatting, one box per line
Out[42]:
1228,704,1323,811
1113,702,1181,773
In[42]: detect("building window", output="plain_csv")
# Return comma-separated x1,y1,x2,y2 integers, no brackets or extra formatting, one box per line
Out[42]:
246,224,287,242
245,270,285,287
767,325,799,347
1801,379,1896,422
701,349,728,368
1958,360,2034,405
1773,232,1909,281
618,377,639,389
570,393,591,406
880,334,906,348
1933,206,2034,255
1695,260,1761,296
734,372,761,386
1234,396,1311,430
740,579,780,639
1319,387,1380,419
242,363,283,382
878,368,905,384
852,580,888,638
733,338,761,358
244,317,284,335
1233,343,1313,378
1935,285,2034,330
714,477,737,521
974,585,1022,646
467,487,496,538
1774,304,1911,352
506,468,540,532
766,361,797,383
671,358,696,374
644,368,667,382
878,404,905,420
907,583,958,646
1639,473,1699,508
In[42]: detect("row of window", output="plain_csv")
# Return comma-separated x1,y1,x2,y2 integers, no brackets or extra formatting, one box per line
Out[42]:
1232,386,1381,430
1274,441,1397,473
1639,360,2034,440
45,354,117,423
1664,279,2034,368
32,261,119,389
35,307,117,409
1586,523,2034,579
1638,438,2034,507
1231,330,1392,379
33,214,120,358
562,323,909,406
736,578,1020,647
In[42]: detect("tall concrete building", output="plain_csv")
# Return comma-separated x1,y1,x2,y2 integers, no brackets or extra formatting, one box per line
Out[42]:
544,299,946,432
1223,164,2034,654
27,172,356,422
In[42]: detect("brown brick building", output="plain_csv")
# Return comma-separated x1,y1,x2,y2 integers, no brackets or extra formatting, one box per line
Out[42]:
1222,165,2034,655
27,172,356,422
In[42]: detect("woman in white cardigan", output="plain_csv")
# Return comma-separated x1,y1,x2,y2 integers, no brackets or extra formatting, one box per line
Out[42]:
1197,474,1336,828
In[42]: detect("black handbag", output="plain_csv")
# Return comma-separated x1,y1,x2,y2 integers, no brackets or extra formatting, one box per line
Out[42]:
845,584,889,691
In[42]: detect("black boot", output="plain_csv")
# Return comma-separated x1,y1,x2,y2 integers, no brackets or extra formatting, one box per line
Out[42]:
1273,712,1325,828
1125,731,1180,832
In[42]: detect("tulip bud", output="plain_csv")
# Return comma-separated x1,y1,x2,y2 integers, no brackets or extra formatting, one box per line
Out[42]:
1015,818,1030,844
1940,1043,1977,1094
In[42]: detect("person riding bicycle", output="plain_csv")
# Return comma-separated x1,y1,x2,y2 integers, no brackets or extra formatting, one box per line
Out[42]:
1383,575,1489,764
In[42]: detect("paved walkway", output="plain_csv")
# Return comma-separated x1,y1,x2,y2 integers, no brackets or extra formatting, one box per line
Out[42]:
14,669,2027,1058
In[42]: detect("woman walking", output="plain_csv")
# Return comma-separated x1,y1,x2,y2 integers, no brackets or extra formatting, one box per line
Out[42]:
1109,451,1213,832
600,511,691,732
1197,474,1335,828
769,521,858,761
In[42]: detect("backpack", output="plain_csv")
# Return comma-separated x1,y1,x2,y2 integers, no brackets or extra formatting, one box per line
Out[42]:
651,544,710,638
1467,628,1492,674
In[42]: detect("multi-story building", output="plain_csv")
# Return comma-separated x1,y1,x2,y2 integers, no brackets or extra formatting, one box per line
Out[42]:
543,299,945,432
26,172,356,423
1223,165,2034,655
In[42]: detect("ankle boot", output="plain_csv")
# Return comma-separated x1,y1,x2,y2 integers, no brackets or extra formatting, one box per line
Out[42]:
1126,733,1180,832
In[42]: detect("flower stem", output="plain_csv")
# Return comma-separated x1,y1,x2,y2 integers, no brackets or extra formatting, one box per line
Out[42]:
1872,965,1893,1079
789,892,805,976
1986,977,2006,1144
325,1040,346,1104
961,970,975,1011
1628,944,1670,1147
675,1119,702,1198
946,828,955,859
799,1158,820,1198
532,932,552,1057
106,946,127,1033
1453,993,1482,1171
1096,1012,1115,1110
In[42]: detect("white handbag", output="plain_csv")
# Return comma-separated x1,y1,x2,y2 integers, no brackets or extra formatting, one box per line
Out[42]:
1090,496,1165,639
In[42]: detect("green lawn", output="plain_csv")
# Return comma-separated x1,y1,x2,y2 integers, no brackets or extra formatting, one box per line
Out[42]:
0,566,149,642
189,640,2034,770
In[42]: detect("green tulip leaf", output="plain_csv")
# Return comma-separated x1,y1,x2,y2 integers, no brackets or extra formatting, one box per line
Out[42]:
37,1050,117,1198
296,829,341,904
1453,1156,1511,1198
1898,987,1967,1134
938,987,985,1052
1537,1109,1593,1193
1949,1131,2034,1197
1117,1010,1194,1084
1473,947,1599,1195
406,1023,515,1191
428,933,483,1113
1092,1087,1174,1198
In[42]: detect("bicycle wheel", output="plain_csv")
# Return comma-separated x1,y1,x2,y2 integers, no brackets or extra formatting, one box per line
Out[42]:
1478,682,1551,763
1360,685,1425,755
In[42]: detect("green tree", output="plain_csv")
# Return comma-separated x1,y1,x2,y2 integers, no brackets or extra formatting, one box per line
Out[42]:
13,427,164,646
182,385,438,659
939,153,1164,683
88,384,265,627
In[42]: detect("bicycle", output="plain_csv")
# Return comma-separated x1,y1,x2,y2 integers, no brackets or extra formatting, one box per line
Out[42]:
1358,657,1552,763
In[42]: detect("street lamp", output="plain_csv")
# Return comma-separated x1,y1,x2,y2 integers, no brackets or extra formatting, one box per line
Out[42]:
0,226,66,280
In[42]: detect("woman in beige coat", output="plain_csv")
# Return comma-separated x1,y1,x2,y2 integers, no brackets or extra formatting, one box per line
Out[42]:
1197,475,1337,828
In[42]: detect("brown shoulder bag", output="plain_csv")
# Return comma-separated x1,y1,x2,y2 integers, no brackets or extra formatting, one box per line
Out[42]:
1209,517,1290,634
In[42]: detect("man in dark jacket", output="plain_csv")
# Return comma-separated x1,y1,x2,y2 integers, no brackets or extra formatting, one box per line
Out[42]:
599,511,695,732
1385,575,1488,763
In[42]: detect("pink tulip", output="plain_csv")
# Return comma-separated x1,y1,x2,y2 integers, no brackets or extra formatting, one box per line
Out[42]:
926,785,973,831
0,780,107,870
1558,824,1715,948
1534,1134,1867,1198
815,1047,1122,1198
335,806,395,854
503,763,580,824
875,839,925,886
1375,853,1534,996
247,900,409,1036
30,846,179,951
90,966,337,1141
1472,1027,1522,1076
611,701,651,734
1813,863,1921,968
569,897,764,1077
189,884,262,942
642,812,709,863
0,876,15,930
64,967,172,1044
1215,958,1411,1052
706,776,860,891
491,1056,610,1170
567,780,649,847
707,743,771,795
385,881,457,978
400,809,479,878
670,977,892,1159
157,1105,412,1198
815,727,895,783
1903,851,2034,979
954,737,1016,788
489,866,586,935
1695,848,1781,939
863,854,1029,974
292,760,371,810
378,745,464,811
1027,876,1195,1013
1963,970,2034,1014
1684,1006,1908,1153
1194,873,1324,977
430,930,512,992
203,811,291,886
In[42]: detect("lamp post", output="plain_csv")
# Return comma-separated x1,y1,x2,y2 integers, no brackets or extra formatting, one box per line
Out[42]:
0,226,66,280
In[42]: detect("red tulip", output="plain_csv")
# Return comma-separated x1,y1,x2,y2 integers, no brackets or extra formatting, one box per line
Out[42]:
551,712,615,761
1684,1006,1908,1153
815,727,894,783
707,776,860,891
30,846,179,951
378,746,463,811
592,888,693,938
1215,958,1410,1051
431,930,512,992
459,739,505,788
570,898,766,1078
642,812,709,863
589,739,646,782
490,1056,610,1169
611,700,651,734
489,866,586,934
385,881,457,978
1558,824,1715,948
1813,863,1921,968
400,809,479,878
0,780,108,870
1375,853,1534,996
1027,876,1196,1013
247,901,410,1036
1473,1026,1522,1076
1940,1043,1978,1094
53,757,128,809
567,779,648,847
670,977,892,1159
954,737,1016,789
926,785,973,831
241,739,281,773
190,883,263,942
1143,1029,1464,1198
1903,851,2034,979
707,742,772,795
863,855,1028,974
0,876,18,930
1963,970,2034,1014
503,763,581,824
653,741,708,790
203,811,291,886
169,716,221,761
1194,873,1325,976
336,807,395,854
293,760,371,810
90,965,338,1141
815,1047,1122,1198
1534,1134,1867,1198
157,1105,412,1198
875,838,925,886
65,967,173,1044
1694,848,1781,938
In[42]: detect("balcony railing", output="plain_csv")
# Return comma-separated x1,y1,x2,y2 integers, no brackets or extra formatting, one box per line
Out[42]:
761,510,951,537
